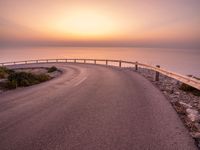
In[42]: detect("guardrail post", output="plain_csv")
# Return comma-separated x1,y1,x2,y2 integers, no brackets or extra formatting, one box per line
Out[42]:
36,60,38,63
155,65,160,81
119,61,121,67
84,59,86,63
135,61,138,71
106,60,108,65
46,60,48,63
25,61,27,64
56,59,58,63
14,62,16,65
94,60,96,64
65,59,67,62
74,59,76,63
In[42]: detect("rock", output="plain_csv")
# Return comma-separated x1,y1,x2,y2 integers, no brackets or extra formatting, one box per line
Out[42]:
194,123,200,131
162,91,168,95
179,101,192,109
187,114,200,122
170,99,178,103
170,94,179,98
165,87,172,91
185,119,198,132
173,101,186,115
170,89,174,94
191,132,200,139
186,108,199,115
174,91,180,95
186,108,200,122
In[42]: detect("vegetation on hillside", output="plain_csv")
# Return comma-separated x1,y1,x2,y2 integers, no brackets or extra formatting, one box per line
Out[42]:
0,66,59,90
0,67,14,79
47,66,58,73
179,83,200,96
5,72,50,89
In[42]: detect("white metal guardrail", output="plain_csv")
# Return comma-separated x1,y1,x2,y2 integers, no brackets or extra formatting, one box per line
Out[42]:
1,58,200,90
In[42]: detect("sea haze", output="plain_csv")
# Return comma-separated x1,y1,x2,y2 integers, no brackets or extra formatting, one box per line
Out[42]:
0,47,199,77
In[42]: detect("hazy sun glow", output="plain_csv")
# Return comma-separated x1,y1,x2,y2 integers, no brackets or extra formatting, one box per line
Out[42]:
55,10,116,39
0,0,199,48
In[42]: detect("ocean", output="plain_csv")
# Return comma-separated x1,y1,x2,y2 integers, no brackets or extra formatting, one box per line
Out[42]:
0,47,199,76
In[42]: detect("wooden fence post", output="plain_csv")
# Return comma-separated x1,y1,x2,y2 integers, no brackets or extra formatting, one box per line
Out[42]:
66,59,67,62
84,59,86,63
135,61,138,71
106,60,108,65
94,60,96,64
119,61,122,67
74,59,76,63
155,65,160,81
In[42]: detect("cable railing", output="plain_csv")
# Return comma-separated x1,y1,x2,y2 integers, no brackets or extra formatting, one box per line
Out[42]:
1,58,200,90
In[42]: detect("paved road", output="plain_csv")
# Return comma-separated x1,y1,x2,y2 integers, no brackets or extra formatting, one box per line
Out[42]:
0,63,197,150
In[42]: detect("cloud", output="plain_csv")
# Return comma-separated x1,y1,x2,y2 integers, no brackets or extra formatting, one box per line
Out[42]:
0,17,40,40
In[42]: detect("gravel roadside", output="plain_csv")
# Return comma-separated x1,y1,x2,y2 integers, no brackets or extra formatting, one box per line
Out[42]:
130,67,200,148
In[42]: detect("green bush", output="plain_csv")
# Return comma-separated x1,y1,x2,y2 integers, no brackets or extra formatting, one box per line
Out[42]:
6,72,50,89
179,83,200,96
0,71,6,78
8,72,37,86
5,80,17,89
36,74,50,82
48,66,58,73
0,67,14,78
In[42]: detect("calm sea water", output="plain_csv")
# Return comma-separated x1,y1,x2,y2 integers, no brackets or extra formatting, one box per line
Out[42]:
0,47,199,76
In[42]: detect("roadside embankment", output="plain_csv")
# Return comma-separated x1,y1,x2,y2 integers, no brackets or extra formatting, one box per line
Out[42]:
0,66,61,93
133,67,200,147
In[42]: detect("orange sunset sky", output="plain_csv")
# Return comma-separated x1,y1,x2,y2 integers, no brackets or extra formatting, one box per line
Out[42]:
0,0,200,48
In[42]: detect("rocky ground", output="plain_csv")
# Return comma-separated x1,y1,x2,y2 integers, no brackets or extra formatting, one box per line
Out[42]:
130,67,200,148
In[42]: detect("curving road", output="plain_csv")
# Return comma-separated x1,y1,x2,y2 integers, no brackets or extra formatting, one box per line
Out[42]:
0,63,197,150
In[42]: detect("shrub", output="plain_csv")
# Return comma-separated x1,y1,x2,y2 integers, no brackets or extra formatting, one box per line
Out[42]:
48,66,58,73
36,74,50,82
6,72,50,89
8,72,37,87
0,70,6,78
0,66,14,73
0,67,14,78
179,83,200,96
5,80,18,89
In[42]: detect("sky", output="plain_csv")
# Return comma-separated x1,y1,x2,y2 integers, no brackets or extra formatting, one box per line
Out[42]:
0,0,200,48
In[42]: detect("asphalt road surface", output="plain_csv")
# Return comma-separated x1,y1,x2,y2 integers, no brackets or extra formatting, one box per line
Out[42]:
0,63,197,150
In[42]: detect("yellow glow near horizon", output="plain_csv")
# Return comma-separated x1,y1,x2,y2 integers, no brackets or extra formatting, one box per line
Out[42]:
0,0,199,46
54,10,117,39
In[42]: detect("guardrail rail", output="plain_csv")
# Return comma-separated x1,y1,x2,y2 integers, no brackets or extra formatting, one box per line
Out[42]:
1,58,200,90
